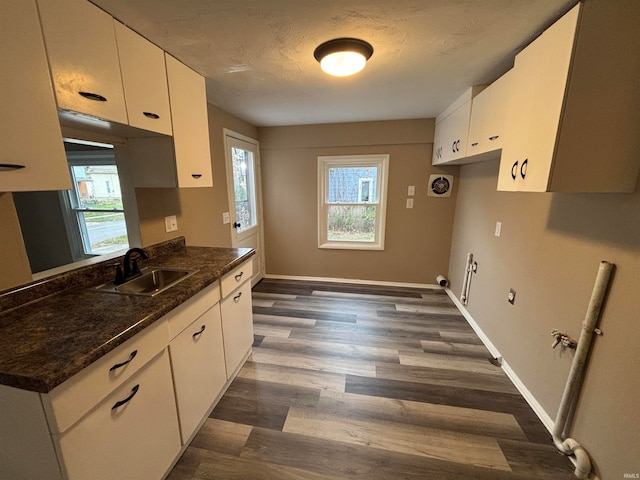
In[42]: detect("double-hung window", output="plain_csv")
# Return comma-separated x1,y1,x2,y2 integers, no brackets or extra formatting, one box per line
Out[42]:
318,154,389,250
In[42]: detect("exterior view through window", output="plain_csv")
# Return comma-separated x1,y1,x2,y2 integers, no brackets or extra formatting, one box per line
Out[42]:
66,146,129,255
231,146,257,233
318,154,389,250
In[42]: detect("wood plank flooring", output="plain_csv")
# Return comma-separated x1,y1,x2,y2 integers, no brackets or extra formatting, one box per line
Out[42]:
167,278,575,479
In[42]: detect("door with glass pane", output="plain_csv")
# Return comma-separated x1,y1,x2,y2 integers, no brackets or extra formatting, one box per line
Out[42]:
224,131,264,284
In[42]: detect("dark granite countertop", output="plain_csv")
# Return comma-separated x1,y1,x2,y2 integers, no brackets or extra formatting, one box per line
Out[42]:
0,237,254,394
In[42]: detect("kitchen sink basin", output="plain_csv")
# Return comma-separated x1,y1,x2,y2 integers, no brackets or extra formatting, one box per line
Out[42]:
95,267,199,296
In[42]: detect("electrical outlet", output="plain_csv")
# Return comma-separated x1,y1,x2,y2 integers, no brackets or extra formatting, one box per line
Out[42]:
164,215,178,233
495,221,502,237
406,198,414,209
222,212,230,224
408,185,415,196
508,288,516,305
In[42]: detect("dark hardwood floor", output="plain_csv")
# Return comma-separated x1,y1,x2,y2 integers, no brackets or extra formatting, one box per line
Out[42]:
167,278,575,479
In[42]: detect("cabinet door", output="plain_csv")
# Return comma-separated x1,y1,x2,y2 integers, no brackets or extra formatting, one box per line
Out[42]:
483,69,512,152
170,305,227,443
166,55,213,188
115,22,172,135
57,350,180,480
0,0,70,192
37,0,128,124
466,85,491,155
498,6,578,192
438,102,471,163
220,281,253,376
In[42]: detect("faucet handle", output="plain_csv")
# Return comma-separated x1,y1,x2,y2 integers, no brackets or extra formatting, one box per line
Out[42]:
107,263,124,285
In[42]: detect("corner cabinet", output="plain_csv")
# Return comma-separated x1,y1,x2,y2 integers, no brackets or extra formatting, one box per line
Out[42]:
36,0,128,125
0,0,70,192
498,1,640,193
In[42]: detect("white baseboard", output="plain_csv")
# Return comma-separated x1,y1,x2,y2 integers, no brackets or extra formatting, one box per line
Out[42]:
264,273,441,290
444,288,555,433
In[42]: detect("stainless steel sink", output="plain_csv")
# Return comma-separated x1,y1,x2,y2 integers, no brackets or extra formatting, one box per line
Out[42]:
95,267,199,296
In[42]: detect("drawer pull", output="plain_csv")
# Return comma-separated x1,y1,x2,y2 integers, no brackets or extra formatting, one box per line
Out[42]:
234,271,244,281
109,350,138,372
79,91,107,102
233,292,242,302
471,142,479,147
489,135,499,141
191,174,202,179
192,325,206,339
111,384,139,410
143,111,160,119
0,163,26,171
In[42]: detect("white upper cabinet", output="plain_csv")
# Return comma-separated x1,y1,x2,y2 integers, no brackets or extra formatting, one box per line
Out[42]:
0,0,70,192
37,0,128,124
115,22,172,135
467,69,512,159
166,54,213,187
432,86,486,165
499,1,640,193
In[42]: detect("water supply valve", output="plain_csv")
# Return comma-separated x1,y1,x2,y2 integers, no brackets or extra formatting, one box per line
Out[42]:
551,329,577,350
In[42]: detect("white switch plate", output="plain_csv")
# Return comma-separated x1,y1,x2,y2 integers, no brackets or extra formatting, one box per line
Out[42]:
406,198,414,209
164,215,178,232
222,212,230,224
408,185,415,196
495,221,502,237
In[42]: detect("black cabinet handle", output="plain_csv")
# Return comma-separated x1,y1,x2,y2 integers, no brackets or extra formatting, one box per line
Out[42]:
192,325,206,339
489,135,499,141
471,142,478,147
520,159,528,179
233,292,242,302
111,384,139,410
511,161,518,180
233,222,241,229
0,163,26,171
143,112,160,119
234,271,244,281
191,174,202,179
79,91,107,102
109,350,138,372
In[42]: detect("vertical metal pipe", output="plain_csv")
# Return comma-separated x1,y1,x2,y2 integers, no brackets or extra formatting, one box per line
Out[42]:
460,253,473,305
552,260,614,479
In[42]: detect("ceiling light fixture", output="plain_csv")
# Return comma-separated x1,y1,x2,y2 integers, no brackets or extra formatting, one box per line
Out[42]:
313,38,374,77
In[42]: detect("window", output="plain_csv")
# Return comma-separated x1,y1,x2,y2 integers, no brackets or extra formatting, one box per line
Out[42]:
64,145,129,256
318,154,389,250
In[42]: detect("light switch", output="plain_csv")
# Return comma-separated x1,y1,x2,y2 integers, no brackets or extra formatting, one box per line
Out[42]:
164,215,178,232
495,221,502,237
406,198,414,209
408,185,415,196
222,212,230,224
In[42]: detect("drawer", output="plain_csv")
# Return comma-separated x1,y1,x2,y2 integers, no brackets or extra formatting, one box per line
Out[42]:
56,349,181,480
43,319,169,434
165,281,220,340
220,260,252,298
220,281,253,376
169,305,227,443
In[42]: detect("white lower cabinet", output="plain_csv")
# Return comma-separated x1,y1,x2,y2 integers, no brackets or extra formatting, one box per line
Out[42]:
220,280,254,376
170,305,227,443
56,349,180,480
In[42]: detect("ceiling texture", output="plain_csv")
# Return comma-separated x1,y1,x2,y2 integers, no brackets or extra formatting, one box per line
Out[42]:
91,0,577,127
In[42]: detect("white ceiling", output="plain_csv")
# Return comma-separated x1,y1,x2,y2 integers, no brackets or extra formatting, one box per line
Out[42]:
91,0,577,127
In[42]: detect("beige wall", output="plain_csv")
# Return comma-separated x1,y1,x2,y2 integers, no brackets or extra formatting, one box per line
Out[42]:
448,159,640,479
258,119,458,284
136,103,258,248
0,193,32,291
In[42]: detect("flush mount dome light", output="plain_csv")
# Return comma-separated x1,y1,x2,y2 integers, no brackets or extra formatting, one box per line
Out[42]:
313,38,374,77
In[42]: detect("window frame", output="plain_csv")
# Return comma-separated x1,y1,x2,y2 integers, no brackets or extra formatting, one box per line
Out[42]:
317,154,389,251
